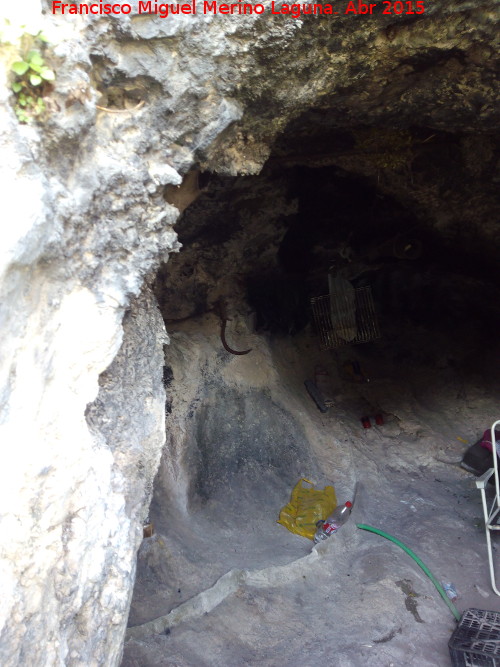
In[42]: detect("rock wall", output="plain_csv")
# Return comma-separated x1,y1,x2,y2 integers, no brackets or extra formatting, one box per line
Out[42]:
0,282,166,666
0,1,498,665
152,318,323,516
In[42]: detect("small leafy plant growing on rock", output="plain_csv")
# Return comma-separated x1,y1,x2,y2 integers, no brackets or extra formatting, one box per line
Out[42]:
11,34,55,123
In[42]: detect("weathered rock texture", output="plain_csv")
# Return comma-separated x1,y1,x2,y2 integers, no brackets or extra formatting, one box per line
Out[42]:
0,0,498,665
0,282,166,666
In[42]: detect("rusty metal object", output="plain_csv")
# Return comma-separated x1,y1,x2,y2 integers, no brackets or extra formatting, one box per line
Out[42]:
220,318,252,356
216,298,252,356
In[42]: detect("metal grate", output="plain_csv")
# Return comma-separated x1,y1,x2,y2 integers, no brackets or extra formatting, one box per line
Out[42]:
310,286,381,350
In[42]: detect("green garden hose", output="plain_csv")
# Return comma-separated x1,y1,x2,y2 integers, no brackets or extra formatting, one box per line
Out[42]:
357,523,461,622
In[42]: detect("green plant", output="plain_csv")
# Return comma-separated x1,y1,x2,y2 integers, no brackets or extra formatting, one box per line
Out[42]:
11,33,54,123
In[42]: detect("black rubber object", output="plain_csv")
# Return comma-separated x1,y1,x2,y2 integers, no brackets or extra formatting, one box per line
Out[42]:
304,380,328,413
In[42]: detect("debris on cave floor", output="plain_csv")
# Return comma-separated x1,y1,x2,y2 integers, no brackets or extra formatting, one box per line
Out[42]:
277,477,337,541
122,326,500,667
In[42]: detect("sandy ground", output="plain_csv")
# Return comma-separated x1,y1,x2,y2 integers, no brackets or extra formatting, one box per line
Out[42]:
122,324,500,666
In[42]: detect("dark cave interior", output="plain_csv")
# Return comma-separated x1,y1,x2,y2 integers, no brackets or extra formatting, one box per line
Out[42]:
125,121,500,666
154,123,500,369
147,120,500,543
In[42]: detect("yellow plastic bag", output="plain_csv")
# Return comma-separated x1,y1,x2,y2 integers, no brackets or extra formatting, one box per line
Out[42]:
277,478,337,540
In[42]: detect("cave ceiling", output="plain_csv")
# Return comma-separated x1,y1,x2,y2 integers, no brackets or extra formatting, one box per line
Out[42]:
145,4,499,324
42,0,500,330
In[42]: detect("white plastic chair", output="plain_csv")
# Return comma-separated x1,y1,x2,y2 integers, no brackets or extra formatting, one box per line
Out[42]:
475,419,500,596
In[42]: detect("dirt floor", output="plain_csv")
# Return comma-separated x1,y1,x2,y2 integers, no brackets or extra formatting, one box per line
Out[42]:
122,320,500,666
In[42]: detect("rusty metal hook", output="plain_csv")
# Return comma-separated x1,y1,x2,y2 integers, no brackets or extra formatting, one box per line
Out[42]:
215,298,252,356
220,318,252,356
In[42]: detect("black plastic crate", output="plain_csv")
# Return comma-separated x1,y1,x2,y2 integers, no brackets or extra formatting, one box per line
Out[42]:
449,608,500,666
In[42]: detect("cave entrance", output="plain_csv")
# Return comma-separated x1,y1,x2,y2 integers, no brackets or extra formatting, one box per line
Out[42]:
123,126,500,666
